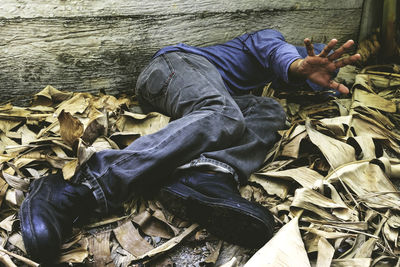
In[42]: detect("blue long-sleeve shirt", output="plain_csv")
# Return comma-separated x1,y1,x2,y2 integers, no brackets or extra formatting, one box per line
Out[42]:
153,29,302,95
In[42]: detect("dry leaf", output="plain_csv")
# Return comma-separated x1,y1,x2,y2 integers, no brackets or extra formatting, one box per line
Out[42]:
109,132,140,148
152,209,180,236
0,250,18,267
249,174,290,199
219,257,238,267
82,108,107,144
116,111,170,136
280,125,307,158
131,209,174,239
302,227,356,240
54,93,89,118
2,172,30,192
256,166,324,189
353,88,397,113
62,159,79,180
61,235,84,251
354,238,376,258
319,115,352,136
326,160,400,209
383,214,400,246
352,102,396,130
0,246,39,267
0,214,16,232
316,237,334,267
291,187,353,221
135,224,199,261
32,85,73,106
0,120,21,135
92,94,130,112
0,177,8,209
244,217,310,267
330,258,371,267
88,231,112,267
58,110,84,148
16,125,37,145
346,136,381,160
58,247,89,264
351,113,400,154
204,240,223,264
8,233,26,254
1,133,21,154
113,220,153,257
306,119,356,169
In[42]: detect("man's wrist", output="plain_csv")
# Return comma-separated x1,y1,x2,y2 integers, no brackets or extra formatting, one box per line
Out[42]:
288,59,306,82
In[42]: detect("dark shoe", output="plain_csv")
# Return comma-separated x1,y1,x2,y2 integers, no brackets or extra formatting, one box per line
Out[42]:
158,169,275,248
19,172,96,263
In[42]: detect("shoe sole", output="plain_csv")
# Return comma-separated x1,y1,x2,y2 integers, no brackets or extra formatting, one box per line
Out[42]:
158,182,274,248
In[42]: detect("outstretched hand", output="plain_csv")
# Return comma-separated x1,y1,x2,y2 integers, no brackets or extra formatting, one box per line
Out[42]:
289,38,361,94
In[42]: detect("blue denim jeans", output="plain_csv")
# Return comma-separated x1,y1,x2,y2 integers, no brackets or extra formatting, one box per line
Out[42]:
75,52,286,214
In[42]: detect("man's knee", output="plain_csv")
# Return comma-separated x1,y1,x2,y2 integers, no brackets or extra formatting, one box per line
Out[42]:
242,96,286,131
260,97,286,125
236,96,286,123
210,105,246,138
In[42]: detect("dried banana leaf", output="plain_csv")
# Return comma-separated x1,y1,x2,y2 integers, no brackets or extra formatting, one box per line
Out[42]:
113,220,153,257
116,111,170,136
306,119,356,169
244,217,310,267
256,166,324,189
316,237,335,267
353,88,397,113
326,160,400,209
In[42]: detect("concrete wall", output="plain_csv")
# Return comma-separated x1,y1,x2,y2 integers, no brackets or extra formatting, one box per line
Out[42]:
0,0,364,103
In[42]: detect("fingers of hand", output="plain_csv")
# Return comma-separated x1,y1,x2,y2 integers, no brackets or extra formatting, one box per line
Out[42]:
304,38,315,56
334,53,361,68
328,39,355,61
330,80,349,94
318,39,338,57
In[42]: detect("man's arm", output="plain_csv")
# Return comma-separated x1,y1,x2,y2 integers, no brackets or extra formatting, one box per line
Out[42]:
288,38,361,94
247,29,303,85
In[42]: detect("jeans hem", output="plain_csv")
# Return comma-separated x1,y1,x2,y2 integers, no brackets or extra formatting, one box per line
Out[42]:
178,156,239,183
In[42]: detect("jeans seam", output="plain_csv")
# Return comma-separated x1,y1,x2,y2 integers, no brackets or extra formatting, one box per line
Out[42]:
162,53,176,73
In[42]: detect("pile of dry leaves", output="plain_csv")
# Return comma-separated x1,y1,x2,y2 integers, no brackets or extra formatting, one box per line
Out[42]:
0,64,399,267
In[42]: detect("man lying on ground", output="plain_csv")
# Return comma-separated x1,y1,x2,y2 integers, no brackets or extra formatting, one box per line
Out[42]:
19,29,360,264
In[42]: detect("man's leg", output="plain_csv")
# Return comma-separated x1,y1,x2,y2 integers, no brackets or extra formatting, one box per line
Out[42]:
198,94,286,183
81,53,285,212
158,94,286,247
76,52,248,213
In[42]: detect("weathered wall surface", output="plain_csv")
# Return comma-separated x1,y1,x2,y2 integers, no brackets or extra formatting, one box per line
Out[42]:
0,0,364,103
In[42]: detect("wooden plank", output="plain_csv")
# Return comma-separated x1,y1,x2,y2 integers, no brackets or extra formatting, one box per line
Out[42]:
0,9,362,104
0,0,364,19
